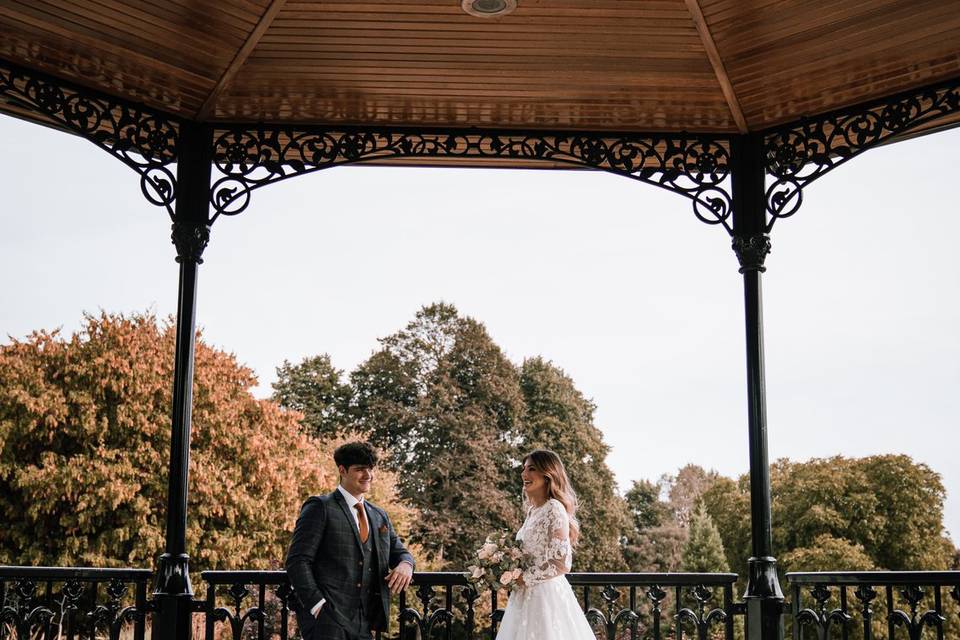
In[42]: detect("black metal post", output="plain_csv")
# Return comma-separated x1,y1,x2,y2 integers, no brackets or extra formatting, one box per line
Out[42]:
153,121,213,640
730,134,784,640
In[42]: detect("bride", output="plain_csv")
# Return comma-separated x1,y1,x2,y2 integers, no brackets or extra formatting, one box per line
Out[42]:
496,449,596,640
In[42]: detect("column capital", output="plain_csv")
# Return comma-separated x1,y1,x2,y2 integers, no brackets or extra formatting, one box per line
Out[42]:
171,220,210,264
732,234,771,273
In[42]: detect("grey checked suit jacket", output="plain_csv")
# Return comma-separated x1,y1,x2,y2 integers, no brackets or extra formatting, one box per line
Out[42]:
285,490,415,640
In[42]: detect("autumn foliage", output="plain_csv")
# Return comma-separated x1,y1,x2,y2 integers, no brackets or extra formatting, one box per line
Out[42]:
0,312,350,572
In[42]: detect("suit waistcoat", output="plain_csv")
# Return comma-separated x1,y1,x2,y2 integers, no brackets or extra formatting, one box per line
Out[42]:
358,521,380,610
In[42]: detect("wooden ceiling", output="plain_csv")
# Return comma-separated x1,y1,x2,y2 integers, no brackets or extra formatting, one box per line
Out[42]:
1,0,959,135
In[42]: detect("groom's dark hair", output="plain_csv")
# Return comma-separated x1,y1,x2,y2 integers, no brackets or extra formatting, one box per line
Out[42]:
334,441,378,469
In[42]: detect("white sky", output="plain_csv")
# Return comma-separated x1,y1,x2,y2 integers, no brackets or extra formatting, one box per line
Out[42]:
1,115,958,551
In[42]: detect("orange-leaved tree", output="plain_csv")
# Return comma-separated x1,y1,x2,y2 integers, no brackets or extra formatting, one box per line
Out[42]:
0,312,372,573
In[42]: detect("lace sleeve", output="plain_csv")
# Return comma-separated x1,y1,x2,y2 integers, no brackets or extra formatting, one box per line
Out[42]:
522,500,571,587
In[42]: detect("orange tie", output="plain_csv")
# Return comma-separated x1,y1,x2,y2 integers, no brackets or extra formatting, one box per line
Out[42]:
354,502,369,543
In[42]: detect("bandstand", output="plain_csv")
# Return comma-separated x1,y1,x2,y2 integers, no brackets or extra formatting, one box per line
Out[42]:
1,2,959,640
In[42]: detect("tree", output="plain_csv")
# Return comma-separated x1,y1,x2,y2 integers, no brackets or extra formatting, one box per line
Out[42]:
700,476,750,578
518,357,629,571
0,312,414,576
661,464,719,528
350,303,524,567
624,479,667,531
623,525,686,573
272,354,351,439
622,479,684,572
680,503,728,572
780,535,875,573
857,455,953,570
701,455,954,580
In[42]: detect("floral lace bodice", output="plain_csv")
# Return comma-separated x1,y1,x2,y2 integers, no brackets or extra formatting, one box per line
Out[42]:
516,498,572,587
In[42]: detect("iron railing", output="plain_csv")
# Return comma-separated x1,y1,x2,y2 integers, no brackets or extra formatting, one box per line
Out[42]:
787,572,960,640
200,570,739,640
9,566,960,640
0,566,151,640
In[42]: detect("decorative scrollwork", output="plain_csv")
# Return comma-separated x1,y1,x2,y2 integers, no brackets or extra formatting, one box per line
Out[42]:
208,581,264,640
0,575,147,640
890,585,945,640
398,584,454,640
87,578,127,636
211,126,733,231
584,585,639,640
795,584,850,640
0,59,179,218
647,584,667,607
3,580,55,640
677,584,728,640
764,77,960,230
62,579,85,607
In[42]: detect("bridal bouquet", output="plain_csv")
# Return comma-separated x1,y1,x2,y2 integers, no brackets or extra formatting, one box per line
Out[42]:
465,532,527,590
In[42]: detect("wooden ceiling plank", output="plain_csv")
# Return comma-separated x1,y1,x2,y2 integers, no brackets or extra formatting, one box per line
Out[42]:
293,4,690,18
197,0,288,120
165,0,267,21
707,0,875,32
239,60,715,78
3,2,230,75
259,30,703,44
1,0,955,138
205,113,738,134
271,15,700,28
25,0,240,58
261,20,699,36
737,56,960,108
284,0,683,8
222,88,730,101
249,40,707,55
682,0,747,132
225,67,721,84
84,0,254,44
267,19,699,32
726,15,960,78
0,7,217,84
734,54,960,96
717,0,952,59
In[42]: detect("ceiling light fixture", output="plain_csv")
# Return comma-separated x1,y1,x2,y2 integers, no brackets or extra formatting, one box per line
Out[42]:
461,0,517,18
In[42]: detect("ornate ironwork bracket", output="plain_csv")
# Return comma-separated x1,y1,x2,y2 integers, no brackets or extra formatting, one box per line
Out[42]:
763,75,960,231
209,126,735,233
0,58,179,218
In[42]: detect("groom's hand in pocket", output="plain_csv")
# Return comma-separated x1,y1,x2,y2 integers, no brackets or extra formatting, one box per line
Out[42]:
386,561,414,594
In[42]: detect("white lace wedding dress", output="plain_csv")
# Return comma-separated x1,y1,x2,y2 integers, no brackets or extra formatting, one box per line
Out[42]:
495,498,597,639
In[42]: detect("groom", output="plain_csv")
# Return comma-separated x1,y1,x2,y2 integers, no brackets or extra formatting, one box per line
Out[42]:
286,442,415,640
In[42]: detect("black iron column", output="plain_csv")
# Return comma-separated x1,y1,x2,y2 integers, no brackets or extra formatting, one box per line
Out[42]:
731,134,784,640
153,121,213,640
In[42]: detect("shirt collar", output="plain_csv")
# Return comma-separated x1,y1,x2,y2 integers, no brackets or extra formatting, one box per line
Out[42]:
337,484,364,509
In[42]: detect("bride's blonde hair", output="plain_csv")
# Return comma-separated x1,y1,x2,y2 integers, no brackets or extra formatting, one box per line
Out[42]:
522,449,580,546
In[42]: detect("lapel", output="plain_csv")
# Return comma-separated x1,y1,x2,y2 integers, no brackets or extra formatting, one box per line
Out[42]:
364,502,388,565
332,489,363,551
